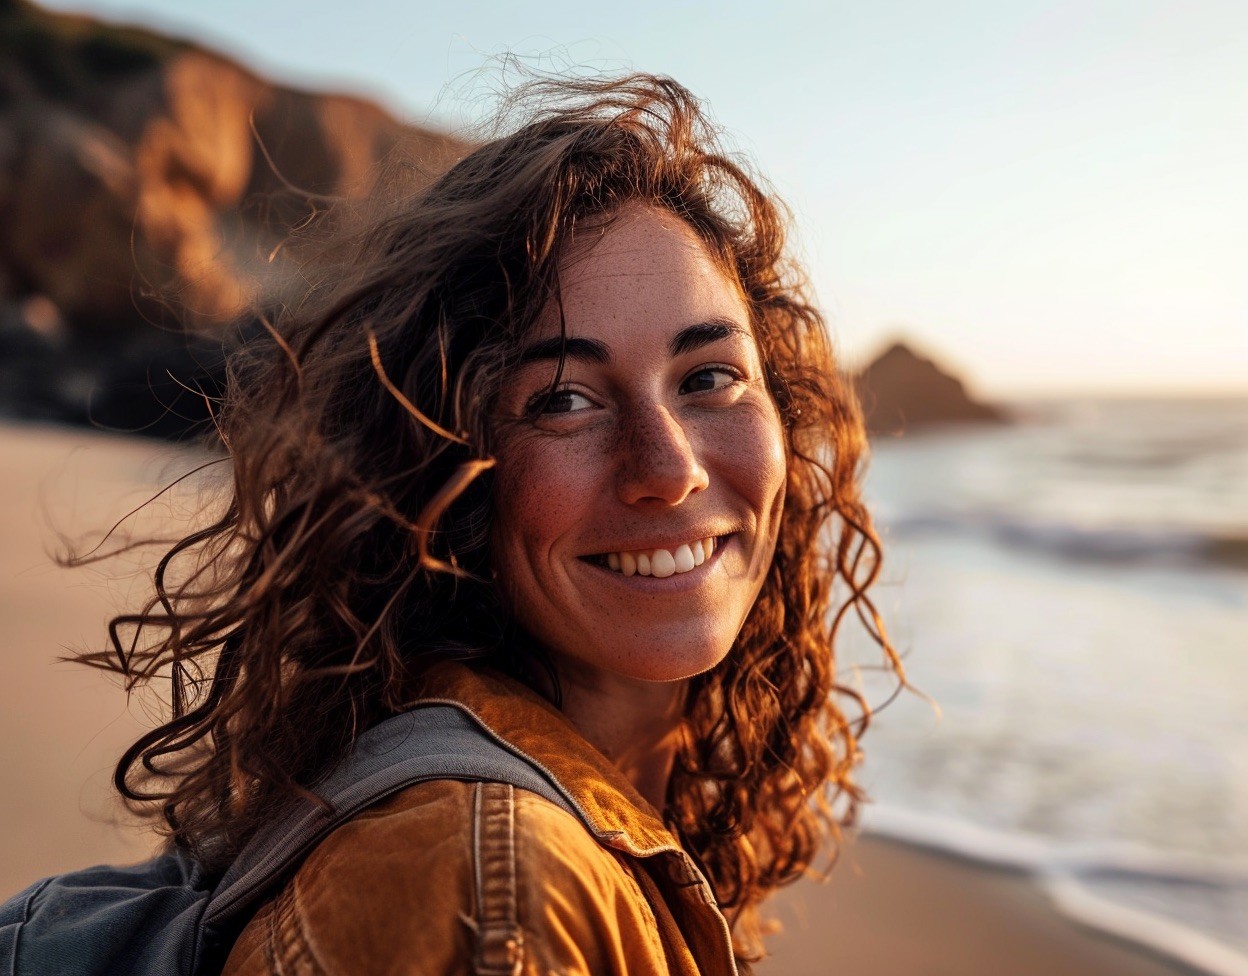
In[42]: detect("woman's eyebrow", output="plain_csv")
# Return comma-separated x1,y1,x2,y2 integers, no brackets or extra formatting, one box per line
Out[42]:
516,318,748,366
518,336,611,365
668,318,750,356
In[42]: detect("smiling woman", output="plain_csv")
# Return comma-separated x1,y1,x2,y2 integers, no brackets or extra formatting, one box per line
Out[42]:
55,74,901,975
493,205,787,696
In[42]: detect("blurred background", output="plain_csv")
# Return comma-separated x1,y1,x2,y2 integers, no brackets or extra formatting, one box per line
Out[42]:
0,1,1244,973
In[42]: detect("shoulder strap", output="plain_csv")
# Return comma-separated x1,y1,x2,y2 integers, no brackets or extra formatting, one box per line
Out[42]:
202,703,577,929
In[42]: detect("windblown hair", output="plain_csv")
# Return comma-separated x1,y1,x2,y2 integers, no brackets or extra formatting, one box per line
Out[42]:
80,73,902,967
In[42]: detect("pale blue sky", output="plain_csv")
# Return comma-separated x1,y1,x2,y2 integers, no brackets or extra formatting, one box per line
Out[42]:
46,0,1248,396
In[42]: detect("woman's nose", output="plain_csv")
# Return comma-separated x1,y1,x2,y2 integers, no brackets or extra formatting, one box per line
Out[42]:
615,404,710,506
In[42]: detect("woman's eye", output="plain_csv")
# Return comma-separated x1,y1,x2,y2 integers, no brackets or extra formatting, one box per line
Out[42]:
680,368,738,394
529,388,594,415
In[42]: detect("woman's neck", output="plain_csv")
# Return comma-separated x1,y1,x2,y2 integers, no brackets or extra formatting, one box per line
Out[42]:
547,659,687,812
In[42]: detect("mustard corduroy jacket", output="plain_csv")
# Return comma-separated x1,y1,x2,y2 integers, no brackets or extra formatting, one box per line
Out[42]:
221,661,738,976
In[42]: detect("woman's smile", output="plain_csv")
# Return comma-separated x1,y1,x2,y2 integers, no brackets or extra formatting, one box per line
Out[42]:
580,531,735,581
592,533,723,578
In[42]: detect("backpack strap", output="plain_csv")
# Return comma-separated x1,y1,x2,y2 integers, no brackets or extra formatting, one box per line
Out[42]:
202,703,578,930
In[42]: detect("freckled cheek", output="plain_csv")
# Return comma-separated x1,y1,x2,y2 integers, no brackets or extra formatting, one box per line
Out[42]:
492,441,602,568
701,410,787,515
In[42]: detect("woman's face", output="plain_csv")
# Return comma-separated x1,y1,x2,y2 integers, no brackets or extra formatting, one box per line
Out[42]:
491,203,786,686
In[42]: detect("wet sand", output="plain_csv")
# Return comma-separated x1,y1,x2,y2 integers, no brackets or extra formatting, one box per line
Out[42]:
762,834,1209,975
0,421,1207,974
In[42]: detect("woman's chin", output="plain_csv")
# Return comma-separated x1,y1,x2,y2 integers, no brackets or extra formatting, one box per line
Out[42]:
556,635,733,686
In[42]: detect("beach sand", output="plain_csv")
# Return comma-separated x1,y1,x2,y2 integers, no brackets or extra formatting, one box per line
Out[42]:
761,835,1209,975
0,421,1207,974
0,421,185,888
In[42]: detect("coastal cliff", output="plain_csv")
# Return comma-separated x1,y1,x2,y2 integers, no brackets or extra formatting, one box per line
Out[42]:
0,1,1004,442
0,0,463,434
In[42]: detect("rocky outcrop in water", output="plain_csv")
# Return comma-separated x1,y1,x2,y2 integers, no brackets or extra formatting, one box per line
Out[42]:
0,0,464,436
854,340,1008,435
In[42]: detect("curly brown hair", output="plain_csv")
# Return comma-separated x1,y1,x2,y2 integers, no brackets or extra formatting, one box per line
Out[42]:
78,73,903,968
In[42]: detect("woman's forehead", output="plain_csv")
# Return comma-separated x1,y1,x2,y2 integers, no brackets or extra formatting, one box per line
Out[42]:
561,202,735,280
534,204,751,348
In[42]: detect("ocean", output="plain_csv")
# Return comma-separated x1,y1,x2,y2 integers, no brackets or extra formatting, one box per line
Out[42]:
845,397,1248,975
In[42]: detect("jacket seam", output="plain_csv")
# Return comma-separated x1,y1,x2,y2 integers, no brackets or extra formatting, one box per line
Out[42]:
290,877,330,976
260,901,280,976
472,782,525,976
266,884,288,976
272,875,329,976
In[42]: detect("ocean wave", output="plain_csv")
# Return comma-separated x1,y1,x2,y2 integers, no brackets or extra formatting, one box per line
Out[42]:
862,805,1248,976
863,805,1248,887
1043,876,1248,976
885,511,1248,572
1052,431,1248,471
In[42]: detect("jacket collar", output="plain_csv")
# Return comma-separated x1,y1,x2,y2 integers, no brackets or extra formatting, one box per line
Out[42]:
412,660,682,859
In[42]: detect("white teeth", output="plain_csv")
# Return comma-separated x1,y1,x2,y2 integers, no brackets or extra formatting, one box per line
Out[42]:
673,544,695,573
601,536,722,578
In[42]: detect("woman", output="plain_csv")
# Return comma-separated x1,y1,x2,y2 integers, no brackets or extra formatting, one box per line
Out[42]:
89,73,899,974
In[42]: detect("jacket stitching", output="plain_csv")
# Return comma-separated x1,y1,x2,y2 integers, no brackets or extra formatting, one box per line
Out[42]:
259,904,279,976
291,877,331,976
264,889,284,976
472,782,524,976
272,875,328,976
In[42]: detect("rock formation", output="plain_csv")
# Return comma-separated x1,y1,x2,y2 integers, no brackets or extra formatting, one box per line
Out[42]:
0,0,465,436
853,340,1007,435
0,3,1009,444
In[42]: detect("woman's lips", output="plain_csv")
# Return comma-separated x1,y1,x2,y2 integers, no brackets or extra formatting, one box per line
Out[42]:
586,536,724,579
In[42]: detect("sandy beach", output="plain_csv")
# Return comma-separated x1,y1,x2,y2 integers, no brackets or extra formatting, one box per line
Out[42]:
0,420,1210,975
762,835,1210,976
0,421,185,888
